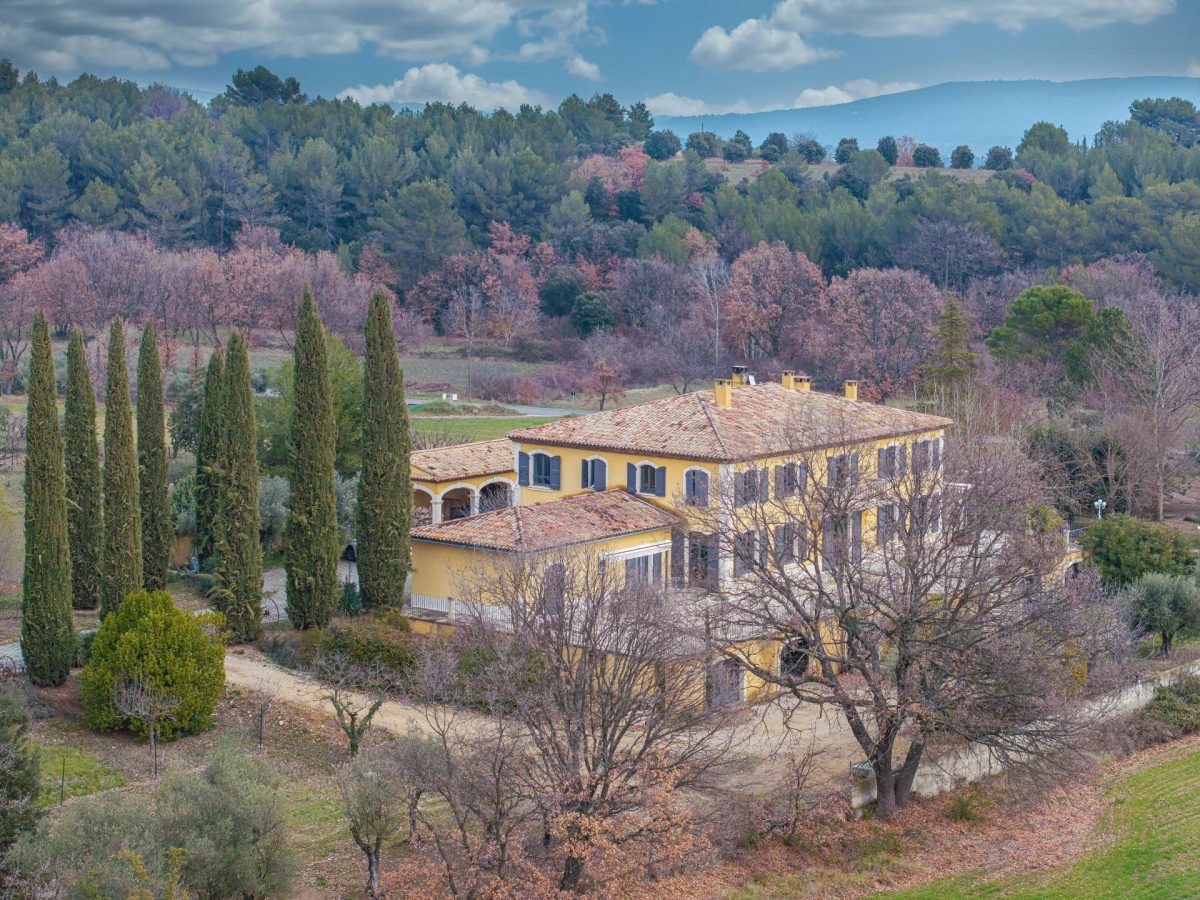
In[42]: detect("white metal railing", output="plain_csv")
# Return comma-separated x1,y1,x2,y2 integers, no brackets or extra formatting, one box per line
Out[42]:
409,594,452,615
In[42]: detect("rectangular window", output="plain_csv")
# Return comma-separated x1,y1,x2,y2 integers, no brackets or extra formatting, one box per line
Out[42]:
625,551,664,585
532,453,553,487
685,469,710,507
913,440,940,477
688,533,717,587
581,458,607,490
828,452,859,488
878,445,900,479
876,503,895,544
775,524,796,565
776,462,806,499
733,531,756,576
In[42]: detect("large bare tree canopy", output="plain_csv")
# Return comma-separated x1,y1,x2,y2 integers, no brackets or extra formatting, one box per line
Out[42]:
684,426,1134,818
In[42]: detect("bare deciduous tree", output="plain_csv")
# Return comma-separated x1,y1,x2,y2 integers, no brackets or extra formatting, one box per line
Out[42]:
336,749,409,896
316,653,392,758
113,679,182,778
687,427,1134,819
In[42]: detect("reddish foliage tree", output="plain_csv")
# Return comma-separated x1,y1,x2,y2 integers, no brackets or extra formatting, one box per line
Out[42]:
822,267,943,398
721,242,825,361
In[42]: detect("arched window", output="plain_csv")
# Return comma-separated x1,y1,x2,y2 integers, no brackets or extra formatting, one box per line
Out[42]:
779,638,812,681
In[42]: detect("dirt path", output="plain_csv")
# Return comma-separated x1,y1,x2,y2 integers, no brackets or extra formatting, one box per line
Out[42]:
223,646,869,796
223,647,456,737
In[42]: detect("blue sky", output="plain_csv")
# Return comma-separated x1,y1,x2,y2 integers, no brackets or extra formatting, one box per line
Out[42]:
2,1,1198,114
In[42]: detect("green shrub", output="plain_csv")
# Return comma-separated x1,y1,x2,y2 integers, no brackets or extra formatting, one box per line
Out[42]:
339,580,363,616
320,614,417,677
1142,676,1200,739
0,691,41,851
944,787,990,822
79,590,225,740
74,629,96,667
261,628,324,669
1082,516,1195,587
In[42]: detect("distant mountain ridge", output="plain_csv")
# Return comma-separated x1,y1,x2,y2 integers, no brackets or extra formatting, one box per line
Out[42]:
654,78,1200,158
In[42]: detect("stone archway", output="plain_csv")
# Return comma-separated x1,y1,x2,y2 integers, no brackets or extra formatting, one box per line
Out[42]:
479,481,512,513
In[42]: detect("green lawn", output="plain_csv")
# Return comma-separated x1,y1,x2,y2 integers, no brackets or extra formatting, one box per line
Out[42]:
882,745,1200,899
36,743,126,807
411,415,559,443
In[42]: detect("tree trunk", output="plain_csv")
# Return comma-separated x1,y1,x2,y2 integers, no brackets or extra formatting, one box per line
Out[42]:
367,847,380,896
894,741,925,809
873,764,897,819
1161,631,1174,657
560,854,585,892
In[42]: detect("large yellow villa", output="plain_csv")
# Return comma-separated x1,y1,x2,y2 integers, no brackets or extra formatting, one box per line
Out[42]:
402,368,972,701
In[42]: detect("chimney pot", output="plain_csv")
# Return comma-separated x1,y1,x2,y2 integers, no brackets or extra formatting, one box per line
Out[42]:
844,380,859,401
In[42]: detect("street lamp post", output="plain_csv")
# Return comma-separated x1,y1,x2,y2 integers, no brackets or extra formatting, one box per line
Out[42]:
1093,498,1108,519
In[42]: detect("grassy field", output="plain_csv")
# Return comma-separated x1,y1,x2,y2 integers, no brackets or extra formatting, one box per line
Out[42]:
411,415,560,443
882,744,1200,899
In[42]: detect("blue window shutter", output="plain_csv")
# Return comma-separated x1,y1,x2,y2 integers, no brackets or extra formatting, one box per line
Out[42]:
627,462,637,493
595,460,607,490
759,468,769,502
899,444,907,475
581,459,590,488
698,471,709,505
549,455,561,490
518,452,530,486
774,465,784,497
734,471,745,505
655,465,667,496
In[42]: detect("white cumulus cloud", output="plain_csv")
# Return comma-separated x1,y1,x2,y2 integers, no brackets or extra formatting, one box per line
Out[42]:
566,56,602,80
339,64,549,109
792,78,919,108
690,18,835,71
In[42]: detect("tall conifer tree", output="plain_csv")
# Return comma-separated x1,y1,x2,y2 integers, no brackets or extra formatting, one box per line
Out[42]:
21,312,74,686
63,328,101,610
358,290,412,608
100,320,142,617
285,289,339,629
212,333,263,641
194,351,224,565
923,295,978,391
136,321,171,590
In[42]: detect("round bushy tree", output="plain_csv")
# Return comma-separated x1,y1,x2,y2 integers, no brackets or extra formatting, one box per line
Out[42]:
569,291,616,337
1132,573,1200,657
358,291,411,609
137,321,171,591
984,146,1014,170
834,137,859,164
194,352,224,566
20,311,75,686
643,130,681,161
212,333,263,641
912,144,943,167
80,589,225,740
1082,515,1195,587
285,289,339,629
950,145,975,169
63,328,101,611
101,320,142,618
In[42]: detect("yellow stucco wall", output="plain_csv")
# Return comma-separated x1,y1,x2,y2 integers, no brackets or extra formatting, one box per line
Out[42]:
410,525,676,602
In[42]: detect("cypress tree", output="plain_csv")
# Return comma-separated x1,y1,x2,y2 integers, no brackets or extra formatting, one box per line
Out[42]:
63,328,101,611
194,351,225,565
211,333,263,641
285,289,339,629
358,290,412,609
136,321,171,590
21,311,74,686
100,320,142,618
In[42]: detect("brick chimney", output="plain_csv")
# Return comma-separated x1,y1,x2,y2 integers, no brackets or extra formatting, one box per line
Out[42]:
844,380,859,401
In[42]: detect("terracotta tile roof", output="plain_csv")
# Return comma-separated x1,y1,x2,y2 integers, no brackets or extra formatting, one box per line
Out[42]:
411,439,514,483
508,382,950,463
412,490,678,552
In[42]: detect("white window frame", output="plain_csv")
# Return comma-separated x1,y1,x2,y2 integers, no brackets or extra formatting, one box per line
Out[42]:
582,455,607,491
633,460,660,496
683,466,711,507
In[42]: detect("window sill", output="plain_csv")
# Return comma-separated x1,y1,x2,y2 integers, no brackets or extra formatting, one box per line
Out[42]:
526,485,555,492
